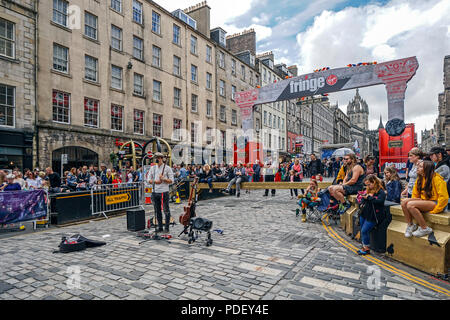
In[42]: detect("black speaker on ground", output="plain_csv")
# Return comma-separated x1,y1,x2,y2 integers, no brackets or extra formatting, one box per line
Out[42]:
127,208,145,231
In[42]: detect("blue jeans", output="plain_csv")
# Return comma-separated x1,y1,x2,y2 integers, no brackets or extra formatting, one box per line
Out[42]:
200,177,213,189
359,216,376,246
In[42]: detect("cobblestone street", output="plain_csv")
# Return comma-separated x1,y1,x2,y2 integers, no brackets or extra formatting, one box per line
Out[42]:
0,190,449,300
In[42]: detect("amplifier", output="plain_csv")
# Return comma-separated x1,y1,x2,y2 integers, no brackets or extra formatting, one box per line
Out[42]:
126,208,145,232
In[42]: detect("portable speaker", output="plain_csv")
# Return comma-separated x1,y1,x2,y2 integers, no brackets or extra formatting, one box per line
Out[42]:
126,208,145,231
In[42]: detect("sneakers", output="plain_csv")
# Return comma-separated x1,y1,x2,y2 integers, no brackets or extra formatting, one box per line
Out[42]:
404,223,418,238
412,226,433,238
236,192,240,198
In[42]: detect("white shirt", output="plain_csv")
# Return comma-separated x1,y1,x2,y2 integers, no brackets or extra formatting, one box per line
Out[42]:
148,163,174,193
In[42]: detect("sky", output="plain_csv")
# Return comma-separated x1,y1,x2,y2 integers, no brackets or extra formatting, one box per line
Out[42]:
161,0,450,142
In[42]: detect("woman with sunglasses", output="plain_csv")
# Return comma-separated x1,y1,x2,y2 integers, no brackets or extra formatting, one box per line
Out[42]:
401,160,449,238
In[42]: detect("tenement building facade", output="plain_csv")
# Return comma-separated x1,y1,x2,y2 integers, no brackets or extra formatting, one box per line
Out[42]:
0,0,36,171
435,55,450,147
36,0,259,171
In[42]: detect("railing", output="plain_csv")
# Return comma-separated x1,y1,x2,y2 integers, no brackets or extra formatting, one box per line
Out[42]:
90,182,143,217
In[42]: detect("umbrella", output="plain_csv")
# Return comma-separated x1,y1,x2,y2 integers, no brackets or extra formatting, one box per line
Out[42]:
332,148,354,158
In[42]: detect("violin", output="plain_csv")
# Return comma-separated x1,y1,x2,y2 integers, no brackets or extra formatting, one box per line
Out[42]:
179,177,199,226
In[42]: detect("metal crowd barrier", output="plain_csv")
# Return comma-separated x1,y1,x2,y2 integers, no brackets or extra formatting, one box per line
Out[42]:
90,182,144,218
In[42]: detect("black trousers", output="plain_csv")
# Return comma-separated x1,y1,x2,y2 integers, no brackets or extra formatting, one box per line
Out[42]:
151,192,170,229
264,175,275,195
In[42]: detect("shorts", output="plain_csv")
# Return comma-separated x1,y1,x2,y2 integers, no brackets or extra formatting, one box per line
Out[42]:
343,184,363,196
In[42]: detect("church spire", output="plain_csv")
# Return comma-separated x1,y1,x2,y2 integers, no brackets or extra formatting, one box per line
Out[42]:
378,114,384,129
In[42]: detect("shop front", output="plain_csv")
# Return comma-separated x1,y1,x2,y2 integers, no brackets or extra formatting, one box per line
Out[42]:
0,128,33,172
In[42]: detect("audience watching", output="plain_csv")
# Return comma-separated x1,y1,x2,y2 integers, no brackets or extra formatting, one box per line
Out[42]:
384,166,402,203
401,160,449,238
199,164,214,193
357,174,386,255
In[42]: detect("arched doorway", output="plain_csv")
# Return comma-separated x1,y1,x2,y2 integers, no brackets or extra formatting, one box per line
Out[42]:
52,146,98,176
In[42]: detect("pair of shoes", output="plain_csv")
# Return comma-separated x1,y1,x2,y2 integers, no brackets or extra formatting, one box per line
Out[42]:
290,196,294,200
357,249,370,255
164,227,169,233
236,192,240,198
263,194,268,197
404,223,418,238
412,226,432,237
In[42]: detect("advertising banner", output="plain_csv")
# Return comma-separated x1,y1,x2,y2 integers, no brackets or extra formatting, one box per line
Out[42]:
0,190,47,224
236,56,419,137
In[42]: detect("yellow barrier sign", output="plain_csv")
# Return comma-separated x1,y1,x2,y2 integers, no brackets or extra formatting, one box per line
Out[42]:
106,193,131,205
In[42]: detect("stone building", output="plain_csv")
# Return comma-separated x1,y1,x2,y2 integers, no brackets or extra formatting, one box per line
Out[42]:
35,0,259,171
420,128,437,153
332,104,351,144
0,0,36,171
346,89,378,158
435,55,450,147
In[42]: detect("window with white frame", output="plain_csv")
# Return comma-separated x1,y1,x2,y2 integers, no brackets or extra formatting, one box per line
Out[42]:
52,90,70,123
173,87,181,107
53,0,68,27
133,36,144,60
173,55,181,76
241,65,245,80
110,104,123,131
153,80,161,101
173,118,182,141
231,109,237,125
268,113,272,127
53,44,68,73
152,11,160,34
85,55,98,82
231,59,236,75
153,114,162,137
84,97,99,128
218,51,225,68
263,110,267,125
0,84,14,127
111,65,122,89
191,94,198,112
152,45,161,67
0,18,14,59
84,12,97,40
132,0,143,24
190,35,197,54
173,24,180,45
191,64,197,82
206,127,212,144
206,100,212,117
231,85,236,101
111,25,122,51
134,109,144,134
206,45,212,63
220,105,226,122
134,73,144,96
219,80,225,97
206,72,212,89
191,122,198,143
111,0,122,12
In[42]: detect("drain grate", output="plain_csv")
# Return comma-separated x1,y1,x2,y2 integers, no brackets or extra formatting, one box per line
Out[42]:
279,233,319,246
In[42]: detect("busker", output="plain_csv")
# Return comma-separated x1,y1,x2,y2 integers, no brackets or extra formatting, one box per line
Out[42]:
147,153,174,233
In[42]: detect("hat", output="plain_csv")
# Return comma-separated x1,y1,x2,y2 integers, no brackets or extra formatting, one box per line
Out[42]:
429,146,445,155
154,152,164,158
6,174,15,179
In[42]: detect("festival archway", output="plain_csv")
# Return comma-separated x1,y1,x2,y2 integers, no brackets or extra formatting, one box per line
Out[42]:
236,56,419,138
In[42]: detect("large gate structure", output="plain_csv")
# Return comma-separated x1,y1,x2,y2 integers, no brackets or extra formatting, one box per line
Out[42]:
236,56,419,138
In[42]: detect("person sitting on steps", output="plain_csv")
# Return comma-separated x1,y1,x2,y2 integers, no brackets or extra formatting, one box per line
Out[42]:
328,153,365,214
222,162,246,198
401,160,449,238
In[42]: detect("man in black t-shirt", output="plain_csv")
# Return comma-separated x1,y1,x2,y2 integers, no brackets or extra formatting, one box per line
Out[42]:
45,167,61,193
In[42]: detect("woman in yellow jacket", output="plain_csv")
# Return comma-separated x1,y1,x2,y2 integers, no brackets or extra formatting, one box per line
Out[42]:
401,160,449,237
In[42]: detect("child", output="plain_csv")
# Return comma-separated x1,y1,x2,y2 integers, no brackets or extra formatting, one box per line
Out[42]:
289,170,297,199
298,179,321,222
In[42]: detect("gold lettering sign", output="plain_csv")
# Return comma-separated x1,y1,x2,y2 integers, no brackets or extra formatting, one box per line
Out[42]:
388,140,403,148
106,193,131,205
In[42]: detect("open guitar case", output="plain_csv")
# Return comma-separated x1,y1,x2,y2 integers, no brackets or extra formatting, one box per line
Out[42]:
54,234,106,253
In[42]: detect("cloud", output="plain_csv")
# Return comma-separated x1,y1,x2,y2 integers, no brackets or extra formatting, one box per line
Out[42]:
293,0,450,139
